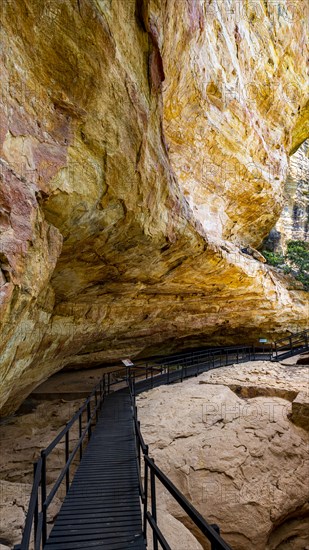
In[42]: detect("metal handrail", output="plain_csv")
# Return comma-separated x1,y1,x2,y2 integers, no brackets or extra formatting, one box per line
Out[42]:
147,343,258,364
43,399,101,508
130,347,259,392
110,344,273,393
154,345,257,368
15,331,308,549
145,456,231,549
14,376,107,550
16,458,42,550
273,329,308,346
272,329,309,359
129,379,232,550
152,333,308,368
43,387,98,456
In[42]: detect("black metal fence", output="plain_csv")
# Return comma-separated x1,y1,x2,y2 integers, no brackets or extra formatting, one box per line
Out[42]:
14,378,106,550
131,345,271,394
129,380,232,550
272,329,309,360
14,330,308,549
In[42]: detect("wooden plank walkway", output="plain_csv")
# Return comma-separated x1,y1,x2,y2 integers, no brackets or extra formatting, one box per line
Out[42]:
45,389,146,550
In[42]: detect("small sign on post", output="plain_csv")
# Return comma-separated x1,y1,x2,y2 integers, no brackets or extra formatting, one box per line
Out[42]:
121,359,134,367
259,338,268,356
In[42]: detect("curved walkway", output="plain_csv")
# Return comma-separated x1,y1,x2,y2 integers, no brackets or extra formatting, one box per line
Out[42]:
16,331,308,550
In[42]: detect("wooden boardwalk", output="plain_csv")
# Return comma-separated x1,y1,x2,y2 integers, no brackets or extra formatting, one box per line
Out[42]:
15,331,309,550
45,389,146,550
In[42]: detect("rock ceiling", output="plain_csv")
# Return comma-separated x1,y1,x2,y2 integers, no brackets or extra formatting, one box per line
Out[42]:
0,0,308,415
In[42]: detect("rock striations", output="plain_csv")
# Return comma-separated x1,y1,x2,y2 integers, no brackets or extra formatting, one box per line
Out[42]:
0,0,308,414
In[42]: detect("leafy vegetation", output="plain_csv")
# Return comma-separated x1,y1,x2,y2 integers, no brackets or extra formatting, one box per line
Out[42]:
286,240,309,289
263,240,309,290
263,251,285,267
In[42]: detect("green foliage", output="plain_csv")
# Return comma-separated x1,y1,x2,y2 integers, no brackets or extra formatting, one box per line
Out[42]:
296,271,309,289
283,265,292,275
263,240,309,291
286,240,309,270
263,251,285,267
286,240,309,290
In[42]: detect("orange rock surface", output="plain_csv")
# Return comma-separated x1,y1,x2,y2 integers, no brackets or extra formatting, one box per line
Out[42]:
0,0,308,415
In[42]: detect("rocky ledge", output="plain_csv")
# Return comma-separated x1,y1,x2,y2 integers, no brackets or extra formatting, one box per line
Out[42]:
137,361,309,549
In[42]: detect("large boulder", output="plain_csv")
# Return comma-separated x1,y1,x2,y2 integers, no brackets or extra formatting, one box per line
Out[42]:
137,362,309,549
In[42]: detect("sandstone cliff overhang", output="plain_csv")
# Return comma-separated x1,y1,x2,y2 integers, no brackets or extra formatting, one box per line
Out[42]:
0,0,308,415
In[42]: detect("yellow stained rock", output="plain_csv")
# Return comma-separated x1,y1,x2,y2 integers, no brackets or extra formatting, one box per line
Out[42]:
0,0,308,415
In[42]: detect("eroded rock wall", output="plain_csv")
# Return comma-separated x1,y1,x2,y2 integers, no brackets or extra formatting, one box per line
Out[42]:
160,0,309,245
0,0,308,415
276,140,309,249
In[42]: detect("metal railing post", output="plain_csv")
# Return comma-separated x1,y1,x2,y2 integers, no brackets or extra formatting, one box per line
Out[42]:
137,420,141,468
289,336,292,355
33,462,39,542
211,524,221,550
99,379,102,405
41,451,47,546
95,390,98,422
102,378,105,404
87,401,92,439
65,431,70,494
150,466,158,550
79,414,83,460
143,446,149,542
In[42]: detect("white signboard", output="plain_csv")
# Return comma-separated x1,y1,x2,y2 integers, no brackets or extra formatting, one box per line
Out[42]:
122,359,134,367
